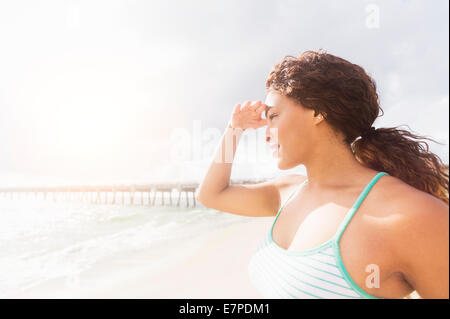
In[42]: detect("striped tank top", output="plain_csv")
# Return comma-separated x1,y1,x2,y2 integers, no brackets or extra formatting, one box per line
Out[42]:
248,171,389,299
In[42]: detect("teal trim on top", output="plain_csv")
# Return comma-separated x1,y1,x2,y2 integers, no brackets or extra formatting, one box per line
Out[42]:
270,177,307,233
269,178,309,255
266,171,389,299
333,172,389,244
269,172,389,257
331,240,382,299
330,171,388,299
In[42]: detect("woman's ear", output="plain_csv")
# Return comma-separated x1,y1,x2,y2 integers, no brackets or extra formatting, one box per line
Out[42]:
314,112,327,125
318,112,327,120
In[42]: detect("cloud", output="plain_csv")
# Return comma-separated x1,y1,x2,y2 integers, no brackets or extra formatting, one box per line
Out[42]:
0,0,448,185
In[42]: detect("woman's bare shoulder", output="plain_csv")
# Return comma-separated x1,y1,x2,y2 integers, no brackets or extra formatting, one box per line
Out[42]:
380,174,448,216
364,174,447,242
373,174,448,255
377,175,449,298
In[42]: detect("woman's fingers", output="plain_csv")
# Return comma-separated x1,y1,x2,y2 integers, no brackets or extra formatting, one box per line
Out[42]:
240,100,252,111
232,103,241,114
230,100,267,130
255,103,267,114
242,100,264,113
251,100,262,111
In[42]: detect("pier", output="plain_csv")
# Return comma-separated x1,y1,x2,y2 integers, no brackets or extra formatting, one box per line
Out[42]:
0,179,270,208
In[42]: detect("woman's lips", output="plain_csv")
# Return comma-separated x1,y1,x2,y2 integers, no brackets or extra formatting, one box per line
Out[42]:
270,144,279,150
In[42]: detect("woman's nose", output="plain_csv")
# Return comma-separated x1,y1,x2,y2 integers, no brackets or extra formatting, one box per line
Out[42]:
265,127,278,143
265,126,271,143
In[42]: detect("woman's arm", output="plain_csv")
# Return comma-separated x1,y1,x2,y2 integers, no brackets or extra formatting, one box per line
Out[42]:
196,100,292,217
392,193,449,298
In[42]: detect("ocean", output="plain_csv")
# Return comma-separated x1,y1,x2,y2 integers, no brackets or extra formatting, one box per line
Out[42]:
0,193,251,297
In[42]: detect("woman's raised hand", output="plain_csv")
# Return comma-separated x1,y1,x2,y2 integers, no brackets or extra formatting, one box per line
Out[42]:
228,100,268,130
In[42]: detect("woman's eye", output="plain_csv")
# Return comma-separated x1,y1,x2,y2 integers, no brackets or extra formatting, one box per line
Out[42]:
269,114,277,120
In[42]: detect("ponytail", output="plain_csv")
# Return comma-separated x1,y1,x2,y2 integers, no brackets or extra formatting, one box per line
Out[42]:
352,125,449,205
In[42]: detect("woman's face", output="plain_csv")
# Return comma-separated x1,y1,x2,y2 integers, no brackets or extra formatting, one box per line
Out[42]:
264,91,317,170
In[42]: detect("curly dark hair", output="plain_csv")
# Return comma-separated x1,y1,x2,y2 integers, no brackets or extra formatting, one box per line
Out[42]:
266,49,449,205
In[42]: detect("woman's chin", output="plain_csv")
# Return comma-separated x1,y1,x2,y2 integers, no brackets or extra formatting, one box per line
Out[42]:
277,163,287,170
275,157,288,170
273,148,292,170
275,156,297,170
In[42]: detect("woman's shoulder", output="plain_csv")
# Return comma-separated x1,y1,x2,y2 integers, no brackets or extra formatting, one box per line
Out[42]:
365,173,447,249
376,174,449,298
379,174,448,219
375,173,448,255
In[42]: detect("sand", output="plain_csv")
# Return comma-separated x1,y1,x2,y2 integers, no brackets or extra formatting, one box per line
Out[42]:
9,217,274,299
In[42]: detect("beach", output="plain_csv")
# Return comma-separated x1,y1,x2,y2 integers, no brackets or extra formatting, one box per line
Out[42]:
92,217,272,299
2,199,273,299
1,196,425,299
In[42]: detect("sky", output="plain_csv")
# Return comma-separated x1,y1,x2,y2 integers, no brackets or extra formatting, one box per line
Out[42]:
0,0,448,186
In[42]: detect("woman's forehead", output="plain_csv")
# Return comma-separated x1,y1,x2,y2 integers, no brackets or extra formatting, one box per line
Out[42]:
264,91,281,107
265,91,306,110
264,91,294,107
264,94,289,111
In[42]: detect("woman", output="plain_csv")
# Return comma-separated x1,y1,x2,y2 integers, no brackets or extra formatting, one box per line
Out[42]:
195,49,449,299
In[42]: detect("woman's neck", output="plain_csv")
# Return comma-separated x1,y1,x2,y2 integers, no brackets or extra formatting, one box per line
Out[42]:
304,142,375,190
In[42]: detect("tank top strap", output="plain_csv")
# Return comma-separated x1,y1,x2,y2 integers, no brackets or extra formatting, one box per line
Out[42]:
333,171,389,243
273,178,308,220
